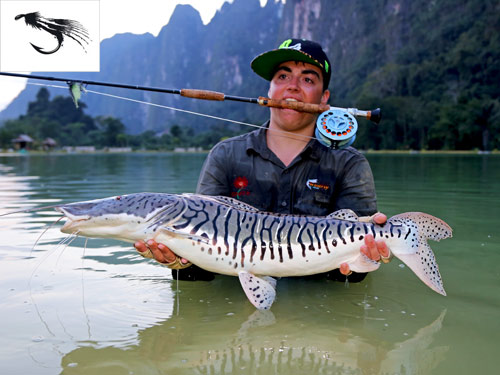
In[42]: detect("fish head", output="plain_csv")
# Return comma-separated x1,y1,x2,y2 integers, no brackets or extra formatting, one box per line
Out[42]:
57,193,183,241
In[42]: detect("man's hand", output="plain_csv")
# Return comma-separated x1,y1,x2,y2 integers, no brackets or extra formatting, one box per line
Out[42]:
339,213,390,276
135,240,191,268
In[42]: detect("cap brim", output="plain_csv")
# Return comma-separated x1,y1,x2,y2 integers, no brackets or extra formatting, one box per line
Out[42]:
251,49,324,81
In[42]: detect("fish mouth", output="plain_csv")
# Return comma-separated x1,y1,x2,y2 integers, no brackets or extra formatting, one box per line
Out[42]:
56,207,90,232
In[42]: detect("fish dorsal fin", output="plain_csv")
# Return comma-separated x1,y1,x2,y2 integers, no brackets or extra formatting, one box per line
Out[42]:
327,209,359,221
238,271,277,310
206,195,260,212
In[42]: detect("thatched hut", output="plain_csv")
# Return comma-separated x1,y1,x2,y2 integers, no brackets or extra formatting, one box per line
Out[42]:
43,137,57,151
12,134,34,150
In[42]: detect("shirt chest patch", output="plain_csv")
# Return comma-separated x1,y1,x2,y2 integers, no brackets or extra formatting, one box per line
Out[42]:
306,178,330,192
231,176,251,199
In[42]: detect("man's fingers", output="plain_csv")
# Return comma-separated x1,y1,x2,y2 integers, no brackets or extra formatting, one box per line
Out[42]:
136,240,191,267
363,234,381,261
134,241,148,253
373,213,387,225
360,244,369,258
135,241,154,259
340,262,351,276
146,240,169,263
377,240,390,258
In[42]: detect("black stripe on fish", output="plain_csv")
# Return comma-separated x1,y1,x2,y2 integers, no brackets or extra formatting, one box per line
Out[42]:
232,210,242,260
306,228,315,251
349,224,355,242
223,207,232,256
337,222,346,245
211,204,222,246
322,222,330,254
404,227,411,240
313,222,322,250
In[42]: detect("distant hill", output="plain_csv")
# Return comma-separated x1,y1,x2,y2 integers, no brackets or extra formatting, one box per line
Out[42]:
0,0,281,134
2,0,498,150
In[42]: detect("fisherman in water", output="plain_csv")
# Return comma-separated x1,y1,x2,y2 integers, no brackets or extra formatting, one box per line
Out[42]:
135,38,390,281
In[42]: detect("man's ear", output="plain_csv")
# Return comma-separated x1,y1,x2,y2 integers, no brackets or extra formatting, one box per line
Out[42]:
321,89,330,105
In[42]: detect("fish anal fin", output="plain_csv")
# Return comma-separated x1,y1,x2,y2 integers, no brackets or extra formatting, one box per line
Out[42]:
238,271,276,310
348,253,381,273
327,209,359,222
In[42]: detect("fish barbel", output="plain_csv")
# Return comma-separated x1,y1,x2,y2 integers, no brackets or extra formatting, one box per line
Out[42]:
56,193,452,309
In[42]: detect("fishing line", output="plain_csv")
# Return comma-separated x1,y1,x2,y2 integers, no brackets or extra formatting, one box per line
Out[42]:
30,216,63,256
27,234,73,338
26,81,317,142
28,229,81,339
55,232,80,267
81,238,92,340
176,269,180,316
0,203,65,217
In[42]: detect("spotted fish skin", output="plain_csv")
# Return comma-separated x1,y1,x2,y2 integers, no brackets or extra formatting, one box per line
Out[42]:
58,193,452,305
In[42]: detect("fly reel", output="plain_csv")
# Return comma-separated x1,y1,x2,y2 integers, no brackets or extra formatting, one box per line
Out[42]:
315,107,381,149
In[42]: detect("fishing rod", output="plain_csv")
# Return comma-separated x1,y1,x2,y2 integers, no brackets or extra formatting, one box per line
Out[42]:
0,72,382,149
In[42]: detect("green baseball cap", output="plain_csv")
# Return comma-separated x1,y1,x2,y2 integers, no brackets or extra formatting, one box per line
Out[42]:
251,38,331,88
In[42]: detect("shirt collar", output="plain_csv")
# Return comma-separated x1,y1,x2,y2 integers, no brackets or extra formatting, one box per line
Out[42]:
245,122,271,159
245,121,324,162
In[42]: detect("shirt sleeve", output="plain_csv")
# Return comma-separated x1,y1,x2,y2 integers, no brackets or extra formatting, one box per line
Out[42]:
322,151,377,283
334,152,377,217
196,143,231,195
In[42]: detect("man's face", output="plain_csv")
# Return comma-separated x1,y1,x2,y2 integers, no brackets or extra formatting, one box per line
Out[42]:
267,61,330,133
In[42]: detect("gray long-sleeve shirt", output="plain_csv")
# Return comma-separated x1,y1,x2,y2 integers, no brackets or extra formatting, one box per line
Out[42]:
196,126,377,217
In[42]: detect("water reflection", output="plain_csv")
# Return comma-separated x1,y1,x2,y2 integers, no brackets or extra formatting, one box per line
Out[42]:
58,278,448,374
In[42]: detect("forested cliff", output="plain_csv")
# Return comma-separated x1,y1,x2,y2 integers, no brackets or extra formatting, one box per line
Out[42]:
1,0,498,150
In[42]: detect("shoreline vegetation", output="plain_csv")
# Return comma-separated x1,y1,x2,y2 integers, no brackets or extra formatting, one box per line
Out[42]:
1,87,499,153
1,149,498,157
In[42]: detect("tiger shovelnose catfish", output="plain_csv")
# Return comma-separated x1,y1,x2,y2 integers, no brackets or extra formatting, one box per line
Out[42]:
56,193,452,310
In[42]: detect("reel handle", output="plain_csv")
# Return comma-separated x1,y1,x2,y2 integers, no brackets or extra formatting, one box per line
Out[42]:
329,107,382,124
367,108,381,124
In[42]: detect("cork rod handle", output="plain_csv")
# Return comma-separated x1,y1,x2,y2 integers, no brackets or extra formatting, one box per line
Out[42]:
257,97,330,114
180,89,225,101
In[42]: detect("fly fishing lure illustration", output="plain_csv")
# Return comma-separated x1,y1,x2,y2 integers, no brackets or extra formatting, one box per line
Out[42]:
15,11,90,55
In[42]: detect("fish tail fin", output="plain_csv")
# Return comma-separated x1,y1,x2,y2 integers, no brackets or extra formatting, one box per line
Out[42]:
388,212,452,296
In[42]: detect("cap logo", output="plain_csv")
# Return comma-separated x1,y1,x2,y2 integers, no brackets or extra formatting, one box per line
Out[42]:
325,60,329,73
279,39,292,48
279,39,301,51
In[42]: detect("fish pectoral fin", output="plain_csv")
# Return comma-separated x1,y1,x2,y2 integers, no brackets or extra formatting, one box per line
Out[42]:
238,271,277,310
161,227,211,245
347,253,381,273
327,209,359,222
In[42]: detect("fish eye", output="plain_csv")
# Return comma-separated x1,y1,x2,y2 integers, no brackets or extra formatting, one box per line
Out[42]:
116,196,121,200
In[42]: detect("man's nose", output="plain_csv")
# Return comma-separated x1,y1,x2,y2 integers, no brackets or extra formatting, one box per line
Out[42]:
286,75,300,90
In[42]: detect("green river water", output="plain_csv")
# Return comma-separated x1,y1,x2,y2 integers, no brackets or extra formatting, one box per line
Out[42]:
0,153,499,374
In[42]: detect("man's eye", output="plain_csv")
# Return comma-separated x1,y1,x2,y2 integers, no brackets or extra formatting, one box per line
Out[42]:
304,77,314,84
278,74,288,80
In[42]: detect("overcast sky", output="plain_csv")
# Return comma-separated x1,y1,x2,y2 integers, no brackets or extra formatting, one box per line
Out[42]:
0,0,269,111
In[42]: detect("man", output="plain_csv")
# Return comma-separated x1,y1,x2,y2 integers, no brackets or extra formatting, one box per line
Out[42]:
135,38,389,281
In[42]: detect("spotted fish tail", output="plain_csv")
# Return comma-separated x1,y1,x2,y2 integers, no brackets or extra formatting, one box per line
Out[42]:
388,212,452,296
